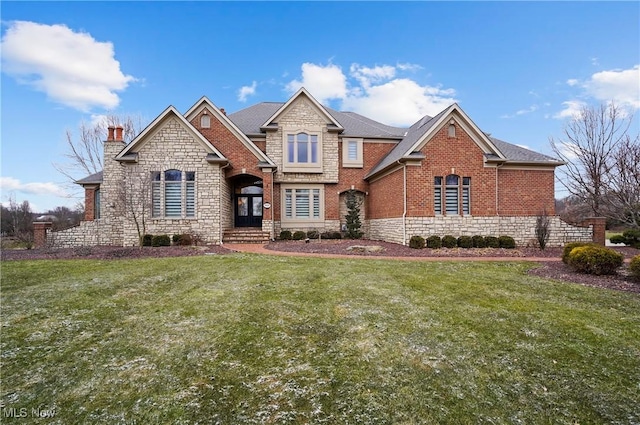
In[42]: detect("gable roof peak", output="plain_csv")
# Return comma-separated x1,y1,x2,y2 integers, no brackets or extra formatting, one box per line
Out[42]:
260,87,344,131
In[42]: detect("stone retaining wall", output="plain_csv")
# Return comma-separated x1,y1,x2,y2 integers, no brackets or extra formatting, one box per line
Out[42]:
45,221,102,248
368,216,595,247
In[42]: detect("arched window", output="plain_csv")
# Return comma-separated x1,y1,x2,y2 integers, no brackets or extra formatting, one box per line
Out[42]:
151,169,196,218
445,175,459,215
201,114,211,128
433,174,471,216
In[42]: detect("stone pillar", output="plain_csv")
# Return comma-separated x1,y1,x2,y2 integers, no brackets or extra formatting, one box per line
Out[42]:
581,217,607,246
33,222,53,248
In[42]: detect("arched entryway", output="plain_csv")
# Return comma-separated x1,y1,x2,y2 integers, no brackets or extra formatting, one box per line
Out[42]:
232,175,263,227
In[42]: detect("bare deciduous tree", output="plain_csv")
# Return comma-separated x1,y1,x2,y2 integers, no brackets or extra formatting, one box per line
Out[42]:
54,114,144,182
117,166,153,247
550,103,631,217
535,208,551,250
606,135,640,227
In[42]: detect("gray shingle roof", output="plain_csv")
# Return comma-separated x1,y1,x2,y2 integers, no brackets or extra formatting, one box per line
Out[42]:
488,137,563,163
228,102,407,139
365,109,447,178
75,171,103,185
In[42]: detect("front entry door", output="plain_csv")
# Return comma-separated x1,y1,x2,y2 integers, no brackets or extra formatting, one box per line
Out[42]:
235,194,263,227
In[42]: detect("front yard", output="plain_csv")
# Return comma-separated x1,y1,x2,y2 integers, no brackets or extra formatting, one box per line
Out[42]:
2,254,639,424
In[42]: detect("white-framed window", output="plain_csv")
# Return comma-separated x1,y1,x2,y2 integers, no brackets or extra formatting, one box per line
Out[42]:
434,177,442,215
342,138,363,168
281,185,324,224
434,175,471,216
283,129,322,172
201,114,210,128
152,169,196,218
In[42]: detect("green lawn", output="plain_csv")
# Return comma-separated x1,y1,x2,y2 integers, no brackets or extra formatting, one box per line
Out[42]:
2,254,639,424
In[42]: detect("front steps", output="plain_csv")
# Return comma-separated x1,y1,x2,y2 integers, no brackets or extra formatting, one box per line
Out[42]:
223,228,270,244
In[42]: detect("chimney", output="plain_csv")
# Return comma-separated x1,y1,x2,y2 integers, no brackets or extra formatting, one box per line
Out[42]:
107,126,115,141
115,126,124,141
220,108,226,116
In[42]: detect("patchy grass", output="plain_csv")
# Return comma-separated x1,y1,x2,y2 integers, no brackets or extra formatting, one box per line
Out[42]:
2,255,639,424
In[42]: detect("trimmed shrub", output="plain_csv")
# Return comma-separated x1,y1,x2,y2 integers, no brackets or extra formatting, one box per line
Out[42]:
292,230,306,240
306,230,319,239
426,235,442,249
472,235,486,248
142,234,153,247
567,245,623,275
629,255,640,282
321,231,343,240
173,234,192,246
279,230,292,240
498,235,516,249
409,235,425,249
484,236,499,248
562,242,598,264
442,235,457,248
457,236,473,249
622,229,640,248
609,235,626,245
152,234,171,247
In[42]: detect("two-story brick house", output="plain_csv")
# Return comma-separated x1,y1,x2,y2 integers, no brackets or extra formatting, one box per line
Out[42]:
47,88,597,248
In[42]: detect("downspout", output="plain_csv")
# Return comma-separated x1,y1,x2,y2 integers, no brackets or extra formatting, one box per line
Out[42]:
219,162,231,245
271,167,277,241
397,160,407,246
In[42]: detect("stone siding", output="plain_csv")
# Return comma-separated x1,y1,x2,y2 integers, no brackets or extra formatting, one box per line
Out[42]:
368,216,594,247
47,221,102,248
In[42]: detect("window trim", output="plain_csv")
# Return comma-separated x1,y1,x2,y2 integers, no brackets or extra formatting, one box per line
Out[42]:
342,138,363,168
151,169,196,219
434,174,471,216
282,128,323,173
280,184,324,226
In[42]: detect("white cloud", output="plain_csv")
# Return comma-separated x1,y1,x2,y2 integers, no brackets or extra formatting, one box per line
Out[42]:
1,20,135,111
238,81,258,102
285,63,348,103
584,65,640,109
501,104,539,119
285,62,456,126
396,62,423,72
555,65,639,119
554,100,587,119
0,177,69,197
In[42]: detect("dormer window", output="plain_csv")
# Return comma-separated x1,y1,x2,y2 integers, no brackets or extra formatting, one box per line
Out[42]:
201,113,211,128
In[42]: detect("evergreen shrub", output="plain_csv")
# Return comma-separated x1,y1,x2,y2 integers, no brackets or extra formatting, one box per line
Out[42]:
484,236,500,248
442,235,457,248
457,236,473,249
472,235,486,248
567,245,623,275
629,255,640,282
498,235,516,249
409,235,425,249
279,230,292,240
426,235,442,249
152,234,171,247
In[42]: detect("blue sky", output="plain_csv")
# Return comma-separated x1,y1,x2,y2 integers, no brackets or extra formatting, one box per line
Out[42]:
1,1,639,212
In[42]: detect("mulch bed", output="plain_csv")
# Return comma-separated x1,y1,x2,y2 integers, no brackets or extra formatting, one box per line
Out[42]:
3,241,638,294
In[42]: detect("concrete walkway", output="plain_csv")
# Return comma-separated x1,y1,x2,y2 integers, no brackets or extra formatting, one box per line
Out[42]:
223,243,561,262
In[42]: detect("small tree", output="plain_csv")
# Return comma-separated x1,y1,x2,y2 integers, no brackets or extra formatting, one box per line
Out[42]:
118,166,153,247
2,195,34,248
535,208,551,250
345,190,363,239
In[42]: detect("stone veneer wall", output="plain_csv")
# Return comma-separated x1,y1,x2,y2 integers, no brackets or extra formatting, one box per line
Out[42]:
367,216,594,247
47,221,102,248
